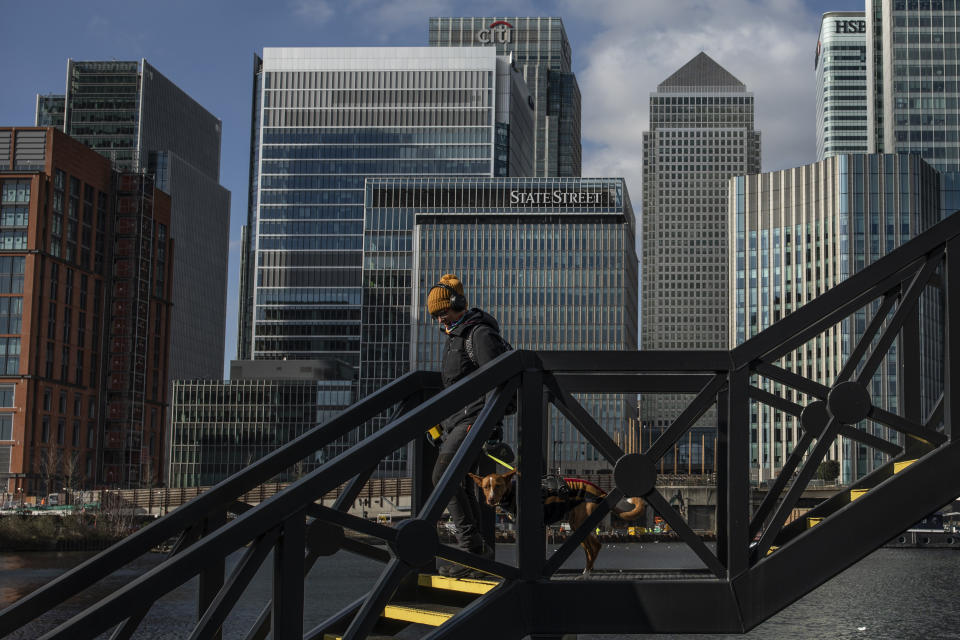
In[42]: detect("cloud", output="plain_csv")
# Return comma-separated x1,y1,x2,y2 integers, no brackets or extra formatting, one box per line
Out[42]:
291,0,336,25
562,0,824,201
87,15,109,31
331,0,546,44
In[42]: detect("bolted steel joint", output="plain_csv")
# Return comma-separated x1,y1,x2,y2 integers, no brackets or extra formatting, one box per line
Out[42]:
614,453,657,497
800,400,831,435
390,518,438,568
306,519,345,557
827,380,872,425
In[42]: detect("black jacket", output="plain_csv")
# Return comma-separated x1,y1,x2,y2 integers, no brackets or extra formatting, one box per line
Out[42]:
440,308,509,431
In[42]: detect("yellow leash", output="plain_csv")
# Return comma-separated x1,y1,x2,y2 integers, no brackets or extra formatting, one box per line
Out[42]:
428,424,515,471
485,452,514,471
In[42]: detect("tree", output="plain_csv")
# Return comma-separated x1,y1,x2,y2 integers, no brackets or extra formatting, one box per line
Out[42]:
61,451,81,493
816,460,840,483
38,447,62,497
98,490,139,537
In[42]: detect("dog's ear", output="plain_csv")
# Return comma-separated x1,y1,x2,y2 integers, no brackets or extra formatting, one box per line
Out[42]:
467,472,484,486
502,469,517,481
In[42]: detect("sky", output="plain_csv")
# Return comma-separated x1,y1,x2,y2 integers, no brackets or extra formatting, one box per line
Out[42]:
0,0,864,376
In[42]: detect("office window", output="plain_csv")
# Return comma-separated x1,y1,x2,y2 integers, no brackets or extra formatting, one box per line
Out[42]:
0,414,11,440
1,180,30,204
45,342,54,378
0,257,24,294
0,297,22,334
0,337,20,374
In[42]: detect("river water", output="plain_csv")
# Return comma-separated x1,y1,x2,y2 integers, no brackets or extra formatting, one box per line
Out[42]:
2,543,959,639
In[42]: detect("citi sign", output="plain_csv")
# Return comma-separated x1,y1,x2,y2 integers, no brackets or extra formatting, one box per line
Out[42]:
477,20,513,44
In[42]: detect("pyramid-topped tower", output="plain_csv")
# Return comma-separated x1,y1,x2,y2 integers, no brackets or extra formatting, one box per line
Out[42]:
640,52,761,451
659,51,746,90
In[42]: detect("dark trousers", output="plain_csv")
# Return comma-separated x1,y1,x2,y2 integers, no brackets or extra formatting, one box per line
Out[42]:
432,422,483,552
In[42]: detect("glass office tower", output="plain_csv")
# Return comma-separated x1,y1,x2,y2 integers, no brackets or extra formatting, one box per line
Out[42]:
816,12,869,160
168,360,354,487
35,95,65,129
641,52,761,438
430,17,581,177
35,60,231,385
730,154,940,483
365,177,637,474
240,47,533,367
866,0,960,215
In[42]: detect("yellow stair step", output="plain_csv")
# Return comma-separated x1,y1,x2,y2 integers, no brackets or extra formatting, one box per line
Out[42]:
324,635,394,640
894,459,917,473
766,545,779,556
382,602,461,627
850,488,869,501
807,517,823,528
418,573,499,595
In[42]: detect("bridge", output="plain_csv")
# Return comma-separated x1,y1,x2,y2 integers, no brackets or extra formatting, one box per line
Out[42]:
1,213,958,639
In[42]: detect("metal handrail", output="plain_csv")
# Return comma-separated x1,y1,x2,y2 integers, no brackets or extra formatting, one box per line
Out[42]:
2,213,959,638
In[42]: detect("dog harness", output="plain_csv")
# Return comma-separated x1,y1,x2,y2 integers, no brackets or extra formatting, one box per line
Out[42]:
497,476,608,525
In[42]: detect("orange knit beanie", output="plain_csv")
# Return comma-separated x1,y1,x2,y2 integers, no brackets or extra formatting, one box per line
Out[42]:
427,274,466,316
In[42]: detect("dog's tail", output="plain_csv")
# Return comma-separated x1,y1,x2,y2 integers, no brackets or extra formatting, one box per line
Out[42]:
613,497,646,521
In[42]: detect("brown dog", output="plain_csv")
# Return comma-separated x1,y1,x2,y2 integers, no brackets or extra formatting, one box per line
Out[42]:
468,469,646,574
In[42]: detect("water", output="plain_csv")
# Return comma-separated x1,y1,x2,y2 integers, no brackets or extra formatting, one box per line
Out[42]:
2,544,959,639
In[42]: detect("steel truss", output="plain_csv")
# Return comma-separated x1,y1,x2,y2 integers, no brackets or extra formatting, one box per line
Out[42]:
2,214,960,639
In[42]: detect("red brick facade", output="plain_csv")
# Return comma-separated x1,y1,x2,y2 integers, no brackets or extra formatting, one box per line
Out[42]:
0,128,173,496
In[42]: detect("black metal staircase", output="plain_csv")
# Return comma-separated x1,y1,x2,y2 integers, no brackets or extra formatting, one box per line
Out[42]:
2,213,959,639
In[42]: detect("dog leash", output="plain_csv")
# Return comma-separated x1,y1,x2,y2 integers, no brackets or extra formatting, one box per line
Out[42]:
485,451,514,471
427,422,514,470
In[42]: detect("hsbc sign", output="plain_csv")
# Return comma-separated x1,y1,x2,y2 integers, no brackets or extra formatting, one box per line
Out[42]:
477,20,513,44
835,19,866,33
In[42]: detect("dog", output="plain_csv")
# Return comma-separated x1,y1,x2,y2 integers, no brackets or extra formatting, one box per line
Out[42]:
468,469,646,574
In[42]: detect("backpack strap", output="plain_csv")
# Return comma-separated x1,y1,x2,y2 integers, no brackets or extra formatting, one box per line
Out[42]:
465,325,479,367
466,325,511,368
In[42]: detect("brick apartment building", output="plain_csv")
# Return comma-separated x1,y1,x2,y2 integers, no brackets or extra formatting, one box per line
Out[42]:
0,127,173,495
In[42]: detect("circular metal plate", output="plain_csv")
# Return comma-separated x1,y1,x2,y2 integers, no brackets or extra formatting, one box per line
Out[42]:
614,453,657,497
800,400,830,435
827,380,872,424
391,518,438,568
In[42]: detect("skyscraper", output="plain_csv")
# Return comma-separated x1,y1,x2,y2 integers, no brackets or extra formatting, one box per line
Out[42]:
36,60,231,384
816,12,869,160
730,153,940,482
865,0,960,215
640,52,761,433
430,17,581,177
0,127,174,491
238,47,533,368
366,176,637,474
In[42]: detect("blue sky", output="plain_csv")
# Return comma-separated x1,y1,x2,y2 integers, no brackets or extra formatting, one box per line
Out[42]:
0,0,863,376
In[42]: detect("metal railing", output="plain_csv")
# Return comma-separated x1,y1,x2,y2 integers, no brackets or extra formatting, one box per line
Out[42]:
1,213,959,639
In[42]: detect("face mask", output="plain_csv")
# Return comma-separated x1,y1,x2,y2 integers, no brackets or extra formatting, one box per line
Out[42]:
444,314,466,333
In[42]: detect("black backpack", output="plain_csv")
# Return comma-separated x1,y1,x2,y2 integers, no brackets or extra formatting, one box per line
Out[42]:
465,325,517,416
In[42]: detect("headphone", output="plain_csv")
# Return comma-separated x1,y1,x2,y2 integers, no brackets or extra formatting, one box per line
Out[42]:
429,282,466,311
